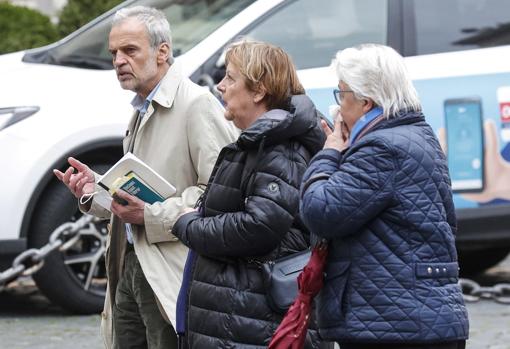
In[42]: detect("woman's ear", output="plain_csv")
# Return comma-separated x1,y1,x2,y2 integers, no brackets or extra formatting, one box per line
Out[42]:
157,43,170,64
362,99,375,113
253,85,267,104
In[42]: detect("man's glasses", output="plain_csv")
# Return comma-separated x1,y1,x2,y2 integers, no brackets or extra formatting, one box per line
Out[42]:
333,89,354,105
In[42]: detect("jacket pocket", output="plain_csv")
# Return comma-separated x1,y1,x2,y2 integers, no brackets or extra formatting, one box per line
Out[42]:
317,260,350,328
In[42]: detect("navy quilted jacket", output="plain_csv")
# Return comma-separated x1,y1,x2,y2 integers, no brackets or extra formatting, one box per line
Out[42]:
300,111,469,344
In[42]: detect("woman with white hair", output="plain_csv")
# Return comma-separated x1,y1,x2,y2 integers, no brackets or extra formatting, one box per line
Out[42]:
300,44,469,349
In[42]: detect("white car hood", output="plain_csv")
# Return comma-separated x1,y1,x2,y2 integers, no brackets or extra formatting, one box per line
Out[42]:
0,51,132,110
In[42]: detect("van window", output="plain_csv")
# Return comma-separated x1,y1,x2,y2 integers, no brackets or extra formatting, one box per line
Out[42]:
245,0,388,70
411,0,510,55
24,0,255,69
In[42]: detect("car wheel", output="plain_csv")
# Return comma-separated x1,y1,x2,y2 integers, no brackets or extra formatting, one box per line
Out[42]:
29,165,110,314
458,247,510,277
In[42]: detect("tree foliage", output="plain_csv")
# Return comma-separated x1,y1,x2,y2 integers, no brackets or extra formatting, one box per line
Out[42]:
0,2,58,54
57,0,124,37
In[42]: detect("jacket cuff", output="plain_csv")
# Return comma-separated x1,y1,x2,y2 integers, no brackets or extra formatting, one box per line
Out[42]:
82,200,109,218
173,212,202,246
144,205,180,244
310,148,343,164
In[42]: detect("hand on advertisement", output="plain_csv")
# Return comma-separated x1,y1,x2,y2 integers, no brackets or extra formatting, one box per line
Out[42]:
53,157,95,199
322,110,349,152
438,120,510,202
110,189,145,225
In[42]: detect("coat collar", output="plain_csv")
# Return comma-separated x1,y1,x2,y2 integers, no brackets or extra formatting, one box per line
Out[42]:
352,110,425,141
152,60,184,109
236,95,325,155
371,110,425,132
136,61,184,131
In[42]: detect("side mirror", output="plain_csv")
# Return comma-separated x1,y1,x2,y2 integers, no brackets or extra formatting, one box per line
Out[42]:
215,51,225,68
196,74,221,100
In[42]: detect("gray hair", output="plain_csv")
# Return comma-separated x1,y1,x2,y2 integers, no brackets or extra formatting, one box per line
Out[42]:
112,6,174,65
332,44,421,118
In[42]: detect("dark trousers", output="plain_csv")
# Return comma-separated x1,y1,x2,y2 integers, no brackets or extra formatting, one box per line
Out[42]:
113,250,178,349
339,340,466,349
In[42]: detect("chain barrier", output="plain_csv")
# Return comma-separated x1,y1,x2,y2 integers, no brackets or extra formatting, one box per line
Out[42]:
459,278,510,304
2,217,510,305
0,214,96,291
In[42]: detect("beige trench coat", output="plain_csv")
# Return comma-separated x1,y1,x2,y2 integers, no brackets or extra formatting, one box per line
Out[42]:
83,62,238,348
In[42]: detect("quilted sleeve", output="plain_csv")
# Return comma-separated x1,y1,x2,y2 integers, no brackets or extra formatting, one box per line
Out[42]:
143,93,238,244
173,149,302,257
300,140,397,239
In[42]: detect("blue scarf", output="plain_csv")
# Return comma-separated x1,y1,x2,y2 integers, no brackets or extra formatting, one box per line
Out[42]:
349,107,383,144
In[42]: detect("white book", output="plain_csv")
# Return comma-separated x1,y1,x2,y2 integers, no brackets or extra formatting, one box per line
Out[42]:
93,152,176,209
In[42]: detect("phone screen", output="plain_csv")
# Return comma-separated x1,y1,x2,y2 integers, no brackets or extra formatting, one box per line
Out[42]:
444,98,484,192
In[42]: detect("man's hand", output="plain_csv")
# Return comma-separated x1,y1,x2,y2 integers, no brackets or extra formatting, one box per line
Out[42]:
53,157,95,199
322,113,349,152
110,189,146,225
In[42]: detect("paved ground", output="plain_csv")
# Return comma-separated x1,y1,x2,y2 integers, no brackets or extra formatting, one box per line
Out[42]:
1,258,509,349
0,280,102,349
462,257,510,349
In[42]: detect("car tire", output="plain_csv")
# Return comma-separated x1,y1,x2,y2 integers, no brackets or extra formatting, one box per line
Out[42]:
29,165,110,314
458,247,510,276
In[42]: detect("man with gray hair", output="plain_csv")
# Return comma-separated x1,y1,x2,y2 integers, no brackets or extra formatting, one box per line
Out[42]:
54,6,237,349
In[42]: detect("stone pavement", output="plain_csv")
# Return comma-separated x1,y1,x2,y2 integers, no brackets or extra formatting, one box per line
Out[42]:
1,259,509,349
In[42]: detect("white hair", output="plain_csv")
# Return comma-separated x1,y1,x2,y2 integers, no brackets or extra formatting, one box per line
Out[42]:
332,44,421,118
112,6,173,64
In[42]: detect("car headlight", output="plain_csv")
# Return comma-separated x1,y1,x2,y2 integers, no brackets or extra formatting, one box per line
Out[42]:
0,106,40,131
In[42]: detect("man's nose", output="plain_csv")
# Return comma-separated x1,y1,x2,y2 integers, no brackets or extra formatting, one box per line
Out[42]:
113,52,127,67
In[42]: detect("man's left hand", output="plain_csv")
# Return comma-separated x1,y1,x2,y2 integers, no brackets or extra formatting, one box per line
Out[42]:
111,189,145,225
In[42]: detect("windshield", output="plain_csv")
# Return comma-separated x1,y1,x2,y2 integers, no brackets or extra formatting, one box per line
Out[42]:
23,0,255,69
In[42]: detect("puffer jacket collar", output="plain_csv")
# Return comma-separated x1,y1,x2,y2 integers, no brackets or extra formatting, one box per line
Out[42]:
236,94,325,155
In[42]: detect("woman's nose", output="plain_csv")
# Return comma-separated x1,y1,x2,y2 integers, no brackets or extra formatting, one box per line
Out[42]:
217,77,227,93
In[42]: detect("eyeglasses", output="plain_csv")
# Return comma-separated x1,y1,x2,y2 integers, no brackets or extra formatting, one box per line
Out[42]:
333,88,354,105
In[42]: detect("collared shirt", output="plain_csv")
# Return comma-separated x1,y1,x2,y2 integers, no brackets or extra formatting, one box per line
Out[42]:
131,81,162,116
125,82,162,244
349,106,383,145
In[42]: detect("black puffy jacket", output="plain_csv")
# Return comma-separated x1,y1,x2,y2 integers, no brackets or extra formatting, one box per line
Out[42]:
173,95,326,348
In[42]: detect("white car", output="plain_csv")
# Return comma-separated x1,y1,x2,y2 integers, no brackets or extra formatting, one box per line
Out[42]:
1,0,510,313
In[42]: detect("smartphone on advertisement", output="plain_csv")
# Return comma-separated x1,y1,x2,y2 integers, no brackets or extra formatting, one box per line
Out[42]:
444,97,484,193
